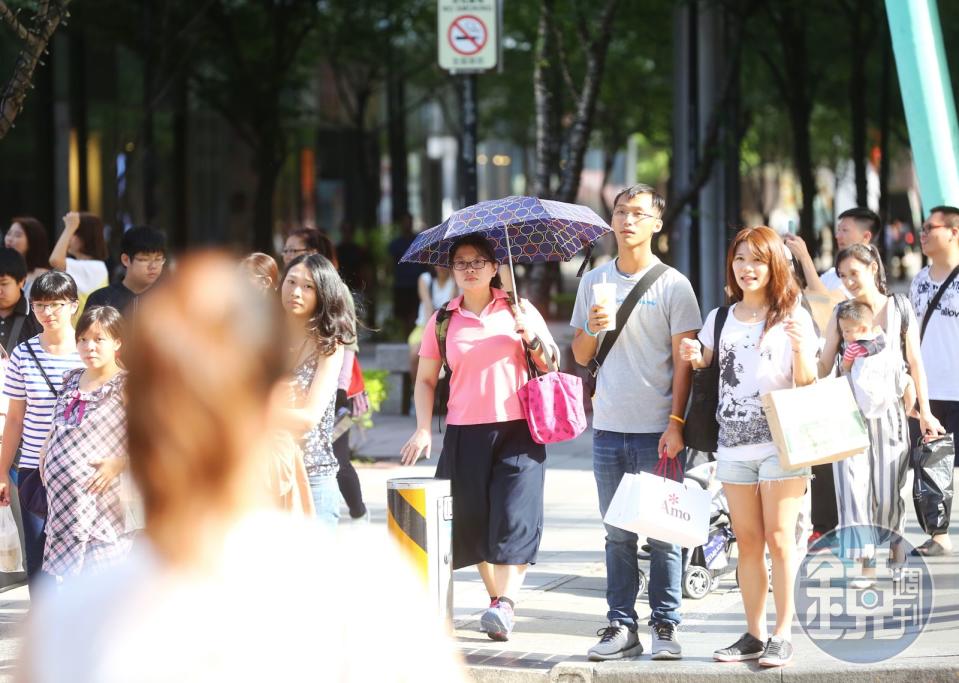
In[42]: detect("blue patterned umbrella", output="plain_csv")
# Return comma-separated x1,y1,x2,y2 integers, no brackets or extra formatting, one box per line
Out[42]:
399,196,611,273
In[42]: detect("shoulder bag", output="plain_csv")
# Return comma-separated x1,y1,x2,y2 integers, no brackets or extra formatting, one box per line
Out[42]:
683,307,730,453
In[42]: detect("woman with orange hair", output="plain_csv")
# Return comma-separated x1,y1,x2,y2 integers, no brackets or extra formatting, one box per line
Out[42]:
681,226,817,668
21,253,465,682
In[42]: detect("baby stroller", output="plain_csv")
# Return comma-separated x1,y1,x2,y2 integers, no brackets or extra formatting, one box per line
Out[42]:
635,456,737,600
680,459,738,599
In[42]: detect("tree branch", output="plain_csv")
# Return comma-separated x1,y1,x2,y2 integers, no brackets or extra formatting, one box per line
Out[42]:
0,1,35,46
0,0,70,139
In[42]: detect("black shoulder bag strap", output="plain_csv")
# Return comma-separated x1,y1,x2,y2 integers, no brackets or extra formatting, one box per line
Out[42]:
24,338,60,397
920,265,959,341
587,263,669,378
710,306,730,367
4,316,26,356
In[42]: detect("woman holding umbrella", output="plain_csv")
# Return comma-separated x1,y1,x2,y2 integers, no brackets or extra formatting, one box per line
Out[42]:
400,233,559,643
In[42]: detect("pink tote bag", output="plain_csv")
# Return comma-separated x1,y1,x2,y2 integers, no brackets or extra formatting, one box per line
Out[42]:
518,369,587,445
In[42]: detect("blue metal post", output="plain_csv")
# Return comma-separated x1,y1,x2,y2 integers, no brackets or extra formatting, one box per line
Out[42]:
885,0,959,208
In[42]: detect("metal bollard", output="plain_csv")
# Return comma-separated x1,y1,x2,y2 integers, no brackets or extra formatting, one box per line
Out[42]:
386,478,453,620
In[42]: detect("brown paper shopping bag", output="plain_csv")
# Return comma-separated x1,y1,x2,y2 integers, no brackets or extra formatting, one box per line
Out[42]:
761,376,869,470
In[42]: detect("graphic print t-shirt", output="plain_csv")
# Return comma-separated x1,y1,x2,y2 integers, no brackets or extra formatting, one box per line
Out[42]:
910,266,959,401
698,304,817,462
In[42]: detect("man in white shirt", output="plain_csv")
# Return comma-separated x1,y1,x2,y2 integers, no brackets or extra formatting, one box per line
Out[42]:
785,207,880,298
909,205,959,557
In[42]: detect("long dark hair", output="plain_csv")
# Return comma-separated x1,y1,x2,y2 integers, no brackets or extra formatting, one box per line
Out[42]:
75,213,108,261
284,253,356,356
448,234,503,289
10,216,49,270
835,243,888,295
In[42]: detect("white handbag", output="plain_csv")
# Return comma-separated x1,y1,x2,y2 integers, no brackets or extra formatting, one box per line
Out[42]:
603,460,712,548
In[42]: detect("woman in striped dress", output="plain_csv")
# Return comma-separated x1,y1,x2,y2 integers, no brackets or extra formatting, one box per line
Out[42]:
818,244,945,582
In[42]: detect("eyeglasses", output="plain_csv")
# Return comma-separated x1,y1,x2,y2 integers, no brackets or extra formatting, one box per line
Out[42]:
920,223,950,235
451,258,490,271
613,208,659,222
282,247,310,256
133,256,166,266
31,301,69,314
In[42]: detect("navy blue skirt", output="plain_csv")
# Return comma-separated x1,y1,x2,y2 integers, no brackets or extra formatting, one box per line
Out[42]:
436,419,546,569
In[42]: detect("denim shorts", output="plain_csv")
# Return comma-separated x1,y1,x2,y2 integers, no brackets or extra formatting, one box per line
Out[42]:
716,452,811,485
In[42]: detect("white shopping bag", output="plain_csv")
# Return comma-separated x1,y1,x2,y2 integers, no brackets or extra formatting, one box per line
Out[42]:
0,506,24,573
603,471,712,548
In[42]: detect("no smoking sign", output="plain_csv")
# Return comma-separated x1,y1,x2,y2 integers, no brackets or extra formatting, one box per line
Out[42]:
448,15,487,56
438,0,499,71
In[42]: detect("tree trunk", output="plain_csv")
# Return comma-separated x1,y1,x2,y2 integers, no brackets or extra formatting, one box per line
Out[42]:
849,8,868,208
387,64,408,221
791,104,816,248
142,0,158,224
172,73,189,250
252,158,281,253
69,31,89,210
555,0,617,204
877,17,892,225
532,0,557,198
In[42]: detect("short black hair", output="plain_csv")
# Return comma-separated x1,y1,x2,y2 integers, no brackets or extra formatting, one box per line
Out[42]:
120,226,167,258
448,234,503,289
0,247,27,283
612,183,666,217
837,207,881,240
76,305,124,343
836,299,875,325
928,205,959,227
31,269,78,302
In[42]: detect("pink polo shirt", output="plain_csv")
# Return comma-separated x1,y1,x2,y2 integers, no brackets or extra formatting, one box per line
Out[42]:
419,288,555,426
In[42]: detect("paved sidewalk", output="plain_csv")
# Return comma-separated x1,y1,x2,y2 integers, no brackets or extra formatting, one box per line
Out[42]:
354,417,959,682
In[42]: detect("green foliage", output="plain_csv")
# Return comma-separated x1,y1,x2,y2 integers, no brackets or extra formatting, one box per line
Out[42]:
358,369,389,430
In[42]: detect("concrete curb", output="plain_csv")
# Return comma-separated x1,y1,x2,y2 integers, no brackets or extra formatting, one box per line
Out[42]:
466,656,959,682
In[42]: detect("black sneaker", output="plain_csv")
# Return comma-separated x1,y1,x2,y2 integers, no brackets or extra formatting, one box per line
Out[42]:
713,632,765,662
758,636,793,667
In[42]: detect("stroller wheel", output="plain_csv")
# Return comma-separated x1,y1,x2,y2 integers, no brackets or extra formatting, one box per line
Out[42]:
637,569,648,597
682,566,712,600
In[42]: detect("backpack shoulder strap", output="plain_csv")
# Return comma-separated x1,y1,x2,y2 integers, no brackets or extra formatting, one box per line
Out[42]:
920,265,959,341
435,302,453,375
587,262,669,377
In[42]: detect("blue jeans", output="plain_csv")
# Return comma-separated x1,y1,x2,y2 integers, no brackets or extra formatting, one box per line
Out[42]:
309,473,341,529
593,430,683,628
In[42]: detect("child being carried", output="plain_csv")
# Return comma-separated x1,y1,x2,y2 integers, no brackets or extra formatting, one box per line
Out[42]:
836,300,915,417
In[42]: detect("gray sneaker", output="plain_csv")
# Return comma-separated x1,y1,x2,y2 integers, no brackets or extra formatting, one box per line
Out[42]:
587,620,643,661
758,636,793,667
650,621,682,660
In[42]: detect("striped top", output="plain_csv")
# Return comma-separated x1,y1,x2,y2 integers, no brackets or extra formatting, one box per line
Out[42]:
2,336,84,469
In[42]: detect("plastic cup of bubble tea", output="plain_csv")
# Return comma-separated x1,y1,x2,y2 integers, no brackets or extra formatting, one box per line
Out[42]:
592,282,618,331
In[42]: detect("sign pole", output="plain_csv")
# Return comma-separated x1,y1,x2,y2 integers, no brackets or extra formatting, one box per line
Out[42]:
459,73,478,207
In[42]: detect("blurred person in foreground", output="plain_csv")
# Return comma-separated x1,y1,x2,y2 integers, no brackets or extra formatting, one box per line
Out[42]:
20,253,465,683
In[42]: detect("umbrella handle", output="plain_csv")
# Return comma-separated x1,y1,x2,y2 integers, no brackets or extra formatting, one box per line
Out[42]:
503,223,519,305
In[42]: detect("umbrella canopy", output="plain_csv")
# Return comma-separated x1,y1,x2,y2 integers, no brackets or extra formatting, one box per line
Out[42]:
399,195,611,267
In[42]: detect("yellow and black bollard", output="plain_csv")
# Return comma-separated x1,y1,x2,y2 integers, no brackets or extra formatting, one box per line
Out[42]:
386,478,453,620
